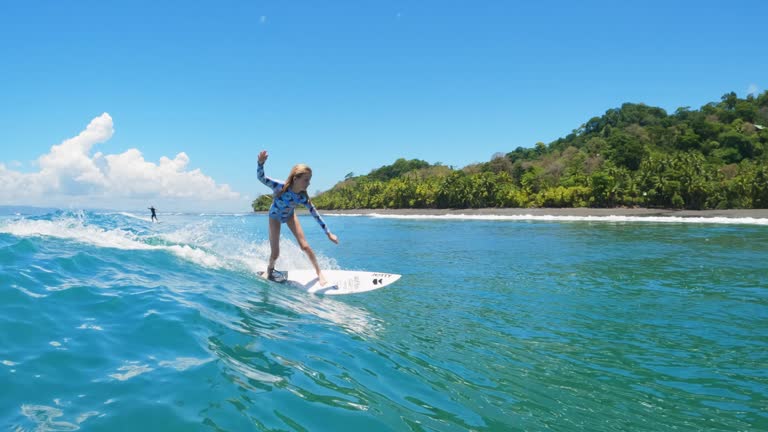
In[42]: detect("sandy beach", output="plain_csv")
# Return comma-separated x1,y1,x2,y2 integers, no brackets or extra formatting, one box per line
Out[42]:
319,208,768,219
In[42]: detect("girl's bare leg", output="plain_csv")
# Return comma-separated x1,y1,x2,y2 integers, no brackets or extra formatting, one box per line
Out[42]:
267,217,281,274
286,213,327,285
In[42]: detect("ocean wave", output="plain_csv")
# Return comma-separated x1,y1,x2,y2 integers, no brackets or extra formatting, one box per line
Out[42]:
0,210,339,278
0,214,225,270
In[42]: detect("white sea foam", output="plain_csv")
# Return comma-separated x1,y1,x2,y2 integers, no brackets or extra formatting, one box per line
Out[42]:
197,212,251,217
331,213,768,225
166,244,223,268
1,218,153,249
0,214,337,276
158,357,213,371
109,361,154,381
115,211,153,222
0,217,224,269
20,404,83,430
159,220,214,247
234,237,338,275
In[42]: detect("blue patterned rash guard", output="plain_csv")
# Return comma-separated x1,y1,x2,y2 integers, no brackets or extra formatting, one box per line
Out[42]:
257,163,330,234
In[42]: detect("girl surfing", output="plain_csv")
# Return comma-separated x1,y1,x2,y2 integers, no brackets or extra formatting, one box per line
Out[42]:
257,150,339,286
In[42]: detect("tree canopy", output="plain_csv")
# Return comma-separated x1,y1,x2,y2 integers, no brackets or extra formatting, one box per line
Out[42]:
254,91,768,211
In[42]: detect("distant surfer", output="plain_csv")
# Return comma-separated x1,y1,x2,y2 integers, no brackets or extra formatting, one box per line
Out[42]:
257,150,339,285
148,206,158,223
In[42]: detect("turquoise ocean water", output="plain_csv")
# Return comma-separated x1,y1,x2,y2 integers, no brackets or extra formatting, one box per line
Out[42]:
1,207,767,431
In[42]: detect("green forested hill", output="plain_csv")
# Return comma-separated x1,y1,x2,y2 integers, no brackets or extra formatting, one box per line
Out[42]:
255,91,768,211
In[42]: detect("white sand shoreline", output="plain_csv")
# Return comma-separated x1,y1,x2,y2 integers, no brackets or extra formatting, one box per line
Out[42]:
318,208,768,219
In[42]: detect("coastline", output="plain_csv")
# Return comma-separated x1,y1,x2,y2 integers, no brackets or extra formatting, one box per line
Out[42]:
319,208,768,219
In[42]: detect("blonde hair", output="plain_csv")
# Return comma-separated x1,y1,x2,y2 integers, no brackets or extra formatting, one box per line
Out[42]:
278,164,312,198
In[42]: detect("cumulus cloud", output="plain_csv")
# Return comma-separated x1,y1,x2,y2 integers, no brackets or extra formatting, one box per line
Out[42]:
37,113,113,194
0,113,241,209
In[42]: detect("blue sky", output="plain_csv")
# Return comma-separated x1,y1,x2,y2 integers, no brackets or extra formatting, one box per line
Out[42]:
1,0,766,211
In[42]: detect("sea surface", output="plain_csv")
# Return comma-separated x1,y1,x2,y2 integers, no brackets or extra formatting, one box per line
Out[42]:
1,207,767,431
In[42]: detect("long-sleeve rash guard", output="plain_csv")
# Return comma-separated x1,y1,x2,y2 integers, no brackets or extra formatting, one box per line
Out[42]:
257,163,330,234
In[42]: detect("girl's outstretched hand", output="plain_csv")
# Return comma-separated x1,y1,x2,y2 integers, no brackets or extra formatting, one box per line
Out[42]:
258,150,268,165
327,232,339,244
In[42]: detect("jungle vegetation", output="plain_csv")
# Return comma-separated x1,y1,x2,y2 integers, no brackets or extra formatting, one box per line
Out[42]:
254,91,768,211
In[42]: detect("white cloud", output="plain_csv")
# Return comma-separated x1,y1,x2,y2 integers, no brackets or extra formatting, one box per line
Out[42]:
0,113,242,210
747,83,760,96
36,113,113,194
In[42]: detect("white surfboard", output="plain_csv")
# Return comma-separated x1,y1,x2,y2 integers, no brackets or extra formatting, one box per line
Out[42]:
258,269,401,295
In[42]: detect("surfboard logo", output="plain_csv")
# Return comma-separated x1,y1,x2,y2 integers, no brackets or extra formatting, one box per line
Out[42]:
372,278,383,285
